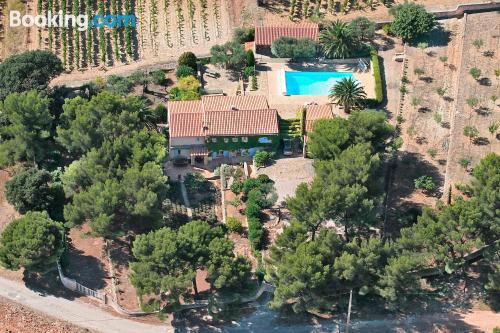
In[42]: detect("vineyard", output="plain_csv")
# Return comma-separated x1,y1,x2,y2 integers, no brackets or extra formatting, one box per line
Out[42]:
1,0,231,71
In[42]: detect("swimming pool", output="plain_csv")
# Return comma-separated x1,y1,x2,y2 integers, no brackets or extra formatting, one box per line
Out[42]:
283,71,354,96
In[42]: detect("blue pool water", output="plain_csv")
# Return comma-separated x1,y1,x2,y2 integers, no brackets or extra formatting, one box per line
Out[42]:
284,71,354,96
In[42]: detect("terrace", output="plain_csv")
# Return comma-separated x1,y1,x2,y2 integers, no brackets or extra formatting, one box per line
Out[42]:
257,59,375,118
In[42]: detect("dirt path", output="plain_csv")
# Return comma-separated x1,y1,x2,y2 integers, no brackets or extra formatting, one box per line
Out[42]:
0,276,170,333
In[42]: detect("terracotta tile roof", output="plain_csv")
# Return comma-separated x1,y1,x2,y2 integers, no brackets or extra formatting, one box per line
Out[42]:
305,104,333,133
204,109,279,136
169,112,204,138
167,100,203,113
201,95,269,112
255,23,320,46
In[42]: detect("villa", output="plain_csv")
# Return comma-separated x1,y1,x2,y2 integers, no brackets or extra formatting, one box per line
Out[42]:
167,95,280,166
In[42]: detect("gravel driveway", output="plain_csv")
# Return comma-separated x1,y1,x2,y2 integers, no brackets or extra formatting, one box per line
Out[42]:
257,157,314,203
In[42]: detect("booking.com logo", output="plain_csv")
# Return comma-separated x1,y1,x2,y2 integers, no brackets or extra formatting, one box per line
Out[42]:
9,10,136,32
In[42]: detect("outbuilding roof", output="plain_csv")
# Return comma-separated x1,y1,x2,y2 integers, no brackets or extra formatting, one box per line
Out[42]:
255,23,320,46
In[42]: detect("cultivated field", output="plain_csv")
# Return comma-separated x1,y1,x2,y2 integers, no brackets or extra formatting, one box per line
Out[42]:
258,0,494,25
385,12,500,233
445,12,500,193
0,0,233,72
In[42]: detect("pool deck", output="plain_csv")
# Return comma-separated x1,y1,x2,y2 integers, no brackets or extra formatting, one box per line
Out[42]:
257,59,375,118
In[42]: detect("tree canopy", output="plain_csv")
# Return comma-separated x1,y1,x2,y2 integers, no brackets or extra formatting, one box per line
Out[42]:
0,211,64,272
0,51,63,101
329,77,367,113
319,20,361,59
0,91,53,167
5,168,64,220
272,149,500,313
210,42,247,69
271,37,317,59
390,3,436,42
130,221,251,308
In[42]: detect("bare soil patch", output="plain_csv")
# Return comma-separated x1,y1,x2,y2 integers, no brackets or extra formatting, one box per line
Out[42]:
0,169,20,232
65,224,113,296
258,0,494,26
0,295,93,333
444,12,500,195
385,18,463,233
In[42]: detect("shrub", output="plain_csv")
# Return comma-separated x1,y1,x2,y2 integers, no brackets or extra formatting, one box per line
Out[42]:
176,65,196,79
233,27,255,44
271,37,317,59
129,71,149,85
371,50,383,103
469,67,481,80
230,180,243,194
257,174,272,184
241,178,261,196
152,104,168,123
365,50,383,107
170,75,201,101
414,175,435,192
253,151,275,168
243,66,255,78
251,75,258,90
390,3,435,42
226,217,243,233
246,50,255,67
178,52,198,71
105,75,132,95
247,188,266,208
151,70,166,85
247,217,263,249
245,201,261,218
184,173,210,192
382,23,392,35
459,156,471,169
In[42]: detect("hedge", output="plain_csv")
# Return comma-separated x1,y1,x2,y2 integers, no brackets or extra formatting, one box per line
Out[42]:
366,50,383,107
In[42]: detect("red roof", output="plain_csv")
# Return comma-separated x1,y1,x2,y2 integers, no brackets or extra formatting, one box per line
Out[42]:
201,95,269,112
305,104,333,133
167,100,203,113
204,109,279,136
169,112,204,138
167,95,278,138
255,23,320,46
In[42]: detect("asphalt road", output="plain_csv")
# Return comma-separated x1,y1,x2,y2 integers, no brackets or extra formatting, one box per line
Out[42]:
0,276,170,333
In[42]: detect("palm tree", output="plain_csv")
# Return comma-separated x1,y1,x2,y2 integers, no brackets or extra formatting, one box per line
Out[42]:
319,20,358,59
329,77,366,113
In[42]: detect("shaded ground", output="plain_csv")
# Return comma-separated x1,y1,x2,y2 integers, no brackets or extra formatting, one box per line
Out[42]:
108,238,141,311
65,224,113,296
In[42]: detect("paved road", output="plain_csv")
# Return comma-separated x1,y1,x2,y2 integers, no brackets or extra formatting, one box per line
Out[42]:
0,276,170,333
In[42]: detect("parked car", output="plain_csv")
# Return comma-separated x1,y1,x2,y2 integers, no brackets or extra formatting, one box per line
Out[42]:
283,139,293,156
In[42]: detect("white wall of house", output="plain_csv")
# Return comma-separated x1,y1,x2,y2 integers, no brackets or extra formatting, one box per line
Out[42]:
170,136,205,146
169,136,206,159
